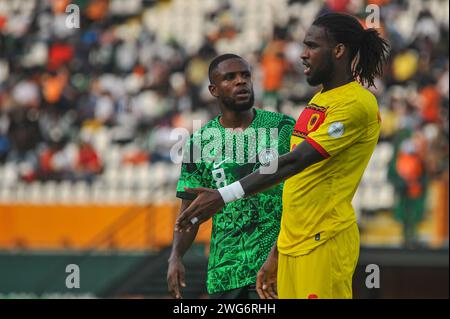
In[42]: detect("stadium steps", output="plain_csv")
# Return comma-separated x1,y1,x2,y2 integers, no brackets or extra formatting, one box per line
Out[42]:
101,245,208,298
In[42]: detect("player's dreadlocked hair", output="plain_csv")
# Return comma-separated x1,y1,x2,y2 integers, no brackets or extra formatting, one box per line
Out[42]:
313,13,390,88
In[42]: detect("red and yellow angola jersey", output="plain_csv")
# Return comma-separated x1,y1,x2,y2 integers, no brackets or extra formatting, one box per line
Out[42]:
278,81,381,256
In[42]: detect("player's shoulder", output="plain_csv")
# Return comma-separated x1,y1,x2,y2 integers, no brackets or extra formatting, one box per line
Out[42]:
183,117,220,148
190,116,220,136
334,82,378,120
203,116,221,129
345,82,378,109
255,109,295,127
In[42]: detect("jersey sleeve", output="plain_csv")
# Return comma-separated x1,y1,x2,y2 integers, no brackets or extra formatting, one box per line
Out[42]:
278,115,296,155
305,100,368,158
176,136,206,200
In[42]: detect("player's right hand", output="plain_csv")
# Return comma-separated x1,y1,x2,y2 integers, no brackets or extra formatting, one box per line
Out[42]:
256,252,278,299
175,187,224,232
167,258,186,299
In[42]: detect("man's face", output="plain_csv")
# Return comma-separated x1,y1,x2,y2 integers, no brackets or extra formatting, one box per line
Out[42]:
209,58,254,112
301,25,335,87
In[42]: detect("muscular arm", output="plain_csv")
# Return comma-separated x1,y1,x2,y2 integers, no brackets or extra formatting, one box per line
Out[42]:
241,141,325,197
169,199,199,261
175,141,326,230
167,199,199,299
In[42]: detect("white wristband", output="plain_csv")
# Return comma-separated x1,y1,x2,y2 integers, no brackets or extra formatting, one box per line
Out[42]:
218,181,245,204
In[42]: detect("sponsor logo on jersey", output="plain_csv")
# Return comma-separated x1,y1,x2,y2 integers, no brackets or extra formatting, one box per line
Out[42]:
293,104,326,138
258,148,277,165
327,122,344,138
213,158,229,169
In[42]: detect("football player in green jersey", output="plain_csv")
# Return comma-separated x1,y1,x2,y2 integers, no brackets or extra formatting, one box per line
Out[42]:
167,54,295,299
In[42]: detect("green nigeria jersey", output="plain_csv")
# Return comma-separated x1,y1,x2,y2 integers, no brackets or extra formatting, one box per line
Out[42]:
176,109,295,294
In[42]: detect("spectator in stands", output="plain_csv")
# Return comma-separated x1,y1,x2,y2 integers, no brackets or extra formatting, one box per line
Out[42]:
261,26,288,112
389,135,428,247
74,140,103,183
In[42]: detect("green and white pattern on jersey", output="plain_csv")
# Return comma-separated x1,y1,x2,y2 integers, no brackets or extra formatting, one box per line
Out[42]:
176,109,295,294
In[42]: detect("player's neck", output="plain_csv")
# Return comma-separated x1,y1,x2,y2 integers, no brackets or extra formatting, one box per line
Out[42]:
219,108,255,130
322,68,354,93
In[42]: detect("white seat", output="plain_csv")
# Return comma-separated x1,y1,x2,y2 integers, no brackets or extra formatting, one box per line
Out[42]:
73,181,90,205
103,167,120,187
103,186,116,204
378,142,394,164
379,184,395,209
168,164,181,183
16,182,30,203
151,163,168,188
371,168,387,184
25,183,35,203
92,180,105,204
0,186,14,204
29,181,43,204
42,181,58,204
135,165,151,189
152,186,166,205
0,165,5,183
92,127,111,154
58,181,73,204
135,188,150,205
120,165,135,189
2,163,18,187
118,186,133,204
361,187,376,210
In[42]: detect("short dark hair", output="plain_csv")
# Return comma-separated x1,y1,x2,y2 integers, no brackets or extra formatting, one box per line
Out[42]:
313,13,390,88
208,54,244,83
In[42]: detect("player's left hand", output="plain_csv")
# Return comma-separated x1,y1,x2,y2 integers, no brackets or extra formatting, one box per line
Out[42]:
175,187,225,232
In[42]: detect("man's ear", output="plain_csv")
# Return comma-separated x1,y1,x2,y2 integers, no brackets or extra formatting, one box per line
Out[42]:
334,43,346,59
208,84,218,98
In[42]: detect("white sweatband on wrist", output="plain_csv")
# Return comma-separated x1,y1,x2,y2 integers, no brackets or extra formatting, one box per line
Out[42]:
218,181,245,204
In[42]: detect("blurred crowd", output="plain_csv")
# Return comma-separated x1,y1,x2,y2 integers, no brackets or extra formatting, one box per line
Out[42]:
0,0,448,240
